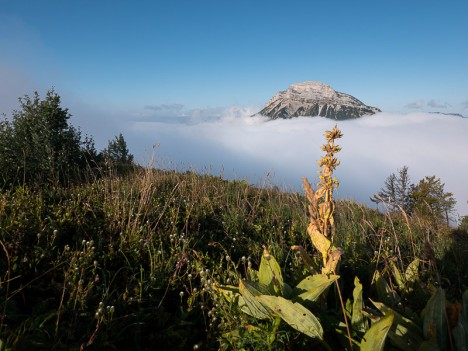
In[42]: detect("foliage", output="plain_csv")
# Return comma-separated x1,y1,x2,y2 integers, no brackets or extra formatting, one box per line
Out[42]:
411,175,456,226
372,167,456,226
459,215,468,231
371,165,412,213
103,133,134,174
0,89,97,187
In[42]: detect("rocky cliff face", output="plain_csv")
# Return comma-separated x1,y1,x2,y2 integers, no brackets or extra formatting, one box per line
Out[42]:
256,81,381,120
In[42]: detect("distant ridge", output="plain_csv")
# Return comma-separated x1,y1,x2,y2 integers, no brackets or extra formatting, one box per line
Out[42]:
429,111,467,118
255,81,381,120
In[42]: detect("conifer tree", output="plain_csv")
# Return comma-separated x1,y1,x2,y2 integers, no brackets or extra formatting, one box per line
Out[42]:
371,166,412,212
410,175,456,225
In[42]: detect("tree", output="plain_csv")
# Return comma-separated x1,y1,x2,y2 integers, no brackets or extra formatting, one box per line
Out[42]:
371,166,412,213
372,168,456,226
105,133,133,165
0,89,96,186
410,175,456,226
459,215,468,232
102,133,134,175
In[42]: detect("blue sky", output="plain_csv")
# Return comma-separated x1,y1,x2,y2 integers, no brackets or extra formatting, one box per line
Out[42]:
1,0,468,113
1,1,468,216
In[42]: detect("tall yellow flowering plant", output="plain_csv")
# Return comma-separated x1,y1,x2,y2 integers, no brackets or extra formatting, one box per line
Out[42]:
301,125,343,274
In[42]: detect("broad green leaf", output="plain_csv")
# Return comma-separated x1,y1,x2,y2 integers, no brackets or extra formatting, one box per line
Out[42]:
293,274,339,303
373,270,400,307
360,311,394,351
389,259,406,292
258,249,284,295
352,277,368,332
238,280,271,320
371,299,424,351
421,287,447,349
256,295,323,339
405,258,420,285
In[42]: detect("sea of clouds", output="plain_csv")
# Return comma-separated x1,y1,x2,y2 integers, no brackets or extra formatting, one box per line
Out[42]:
2,84,467,219
125,108,468,220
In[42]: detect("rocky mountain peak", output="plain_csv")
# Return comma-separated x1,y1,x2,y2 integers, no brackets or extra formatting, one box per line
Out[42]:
287,81,336,98
256,81,381,120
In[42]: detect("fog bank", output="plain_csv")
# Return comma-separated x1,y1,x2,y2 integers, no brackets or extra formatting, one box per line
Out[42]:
127,111,468,218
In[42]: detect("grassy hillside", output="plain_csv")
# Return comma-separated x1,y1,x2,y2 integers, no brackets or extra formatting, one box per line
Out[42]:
1,122,468,350
1,165,466,350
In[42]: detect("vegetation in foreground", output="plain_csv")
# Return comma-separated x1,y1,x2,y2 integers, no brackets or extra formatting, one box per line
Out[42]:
0,91,467,350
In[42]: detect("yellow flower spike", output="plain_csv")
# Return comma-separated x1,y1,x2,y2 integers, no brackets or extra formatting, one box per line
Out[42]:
304,126,343,261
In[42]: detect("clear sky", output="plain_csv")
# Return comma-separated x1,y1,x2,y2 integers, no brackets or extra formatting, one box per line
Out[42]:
1,0,468,115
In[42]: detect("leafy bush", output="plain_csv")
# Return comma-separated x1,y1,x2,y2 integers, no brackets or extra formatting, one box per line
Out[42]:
0,89,100,188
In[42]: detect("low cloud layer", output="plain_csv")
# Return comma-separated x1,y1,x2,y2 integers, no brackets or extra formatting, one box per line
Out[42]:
406,99,453,110
128,111,468,219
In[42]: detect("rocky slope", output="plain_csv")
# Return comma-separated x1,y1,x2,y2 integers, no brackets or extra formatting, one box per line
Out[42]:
256,81,381,120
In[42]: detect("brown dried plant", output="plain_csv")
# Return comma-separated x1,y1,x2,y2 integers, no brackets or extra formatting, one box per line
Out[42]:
299,125,343,274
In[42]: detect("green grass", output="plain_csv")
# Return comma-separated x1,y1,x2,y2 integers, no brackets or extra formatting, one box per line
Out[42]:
0,167,467,350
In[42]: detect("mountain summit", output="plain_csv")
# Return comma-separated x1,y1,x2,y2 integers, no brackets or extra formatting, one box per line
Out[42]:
256,81,381,120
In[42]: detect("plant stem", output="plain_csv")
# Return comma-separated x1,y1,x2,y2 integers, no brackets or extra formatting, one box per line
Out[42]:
335,279,353,350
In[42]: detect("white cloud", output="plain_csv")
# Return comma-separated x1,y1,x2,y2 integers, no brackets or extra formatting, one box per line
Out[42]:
144,103,186,115
134,103,259,125
462,100,468,109
428,99,451,109
128,110,468,218
405,100,424,109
